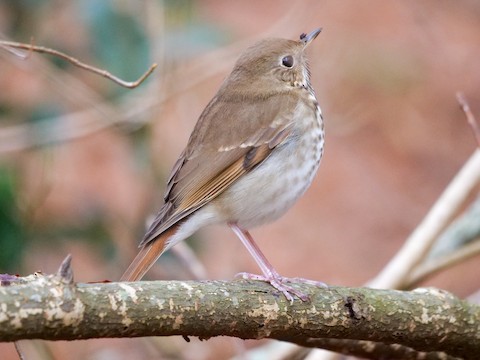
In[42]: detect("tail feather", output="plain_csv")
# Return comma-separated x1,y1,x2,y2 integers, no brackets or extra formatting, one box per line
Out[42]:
121,225,179,281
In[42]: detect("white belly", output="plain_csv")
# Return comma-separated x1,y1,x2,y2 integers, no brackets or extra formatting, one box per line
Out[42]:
213,104,324,228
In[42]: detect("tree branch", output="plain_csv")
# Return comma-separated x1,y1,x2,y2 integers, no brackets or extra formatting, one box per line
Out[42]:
294,338,460,360
0,39,157,88
0,270,478,359
406,238,480,288
457,92,480,147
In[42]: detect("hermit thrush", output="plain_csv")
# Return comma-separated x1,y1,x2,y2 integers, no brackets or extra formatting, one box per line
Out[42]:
121,29,324,302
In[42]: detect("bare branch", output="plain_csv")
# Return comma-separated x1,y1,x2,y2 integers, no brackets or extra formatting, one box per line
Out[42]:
0,272,478,359
0,40,157,88
457,92,480,147
299,338,459,360
13,342,26,360
404,194,480,287
427,196,480,259
406,238,480,288
0,38,31,59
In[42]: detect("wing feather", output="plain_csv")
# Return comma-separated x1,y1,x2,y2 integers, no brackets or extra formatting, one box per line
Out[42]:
140,91,300,246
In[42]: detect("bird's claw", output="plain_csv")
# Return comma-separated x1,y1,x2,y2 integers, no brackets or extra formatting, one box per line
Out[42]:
236,272,326,303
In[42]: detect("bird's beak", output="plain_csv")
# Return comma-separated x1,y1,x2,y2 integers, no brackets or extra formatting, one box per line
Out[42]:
300,28,322,46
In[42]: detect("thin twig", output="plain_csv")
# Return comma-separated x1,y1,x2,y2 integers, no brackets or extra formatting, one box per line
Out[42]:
457,92,480,147
1,40,30,59
14,342,26,360
0,40,157,88
171,242,209,280
406,238,480,288
301,338,458,360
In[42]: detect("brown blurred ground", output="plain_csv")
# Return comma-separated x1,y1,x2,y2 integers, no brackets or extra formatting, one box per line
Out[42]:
0,1,479,359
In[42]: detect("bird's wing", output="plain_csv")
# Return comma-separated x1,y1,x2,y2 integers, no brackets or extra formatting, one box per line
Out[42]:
140,91,301,246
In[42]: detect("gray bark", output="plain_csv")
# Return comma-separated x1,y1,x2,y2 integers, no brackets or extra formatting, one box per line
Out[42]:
0,267,478,359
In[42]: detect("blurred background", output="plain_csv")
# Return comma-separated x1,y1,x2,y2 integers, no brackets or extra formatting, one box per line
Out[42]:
1,1,479,359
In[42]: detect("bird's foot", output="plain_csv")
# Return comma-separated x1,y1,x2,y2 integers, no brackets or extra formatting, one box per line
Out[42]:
236,272,327,303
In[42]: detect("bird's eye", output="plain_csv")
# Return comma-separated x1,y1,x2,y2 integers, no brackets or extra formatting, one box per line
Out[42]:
281,55,294,68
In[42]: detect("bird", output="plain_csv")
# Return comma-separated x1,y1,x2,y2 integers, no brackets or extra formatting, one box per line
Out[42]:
121,28,324,302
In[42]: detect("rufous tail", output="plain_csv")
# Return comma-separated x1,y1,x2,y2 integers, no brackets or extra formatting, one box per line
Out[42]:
120,225,179,281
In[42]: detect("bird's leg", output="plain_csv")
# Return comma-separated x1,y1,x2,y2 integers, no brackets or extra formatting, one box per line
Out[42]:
229,223,325,302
